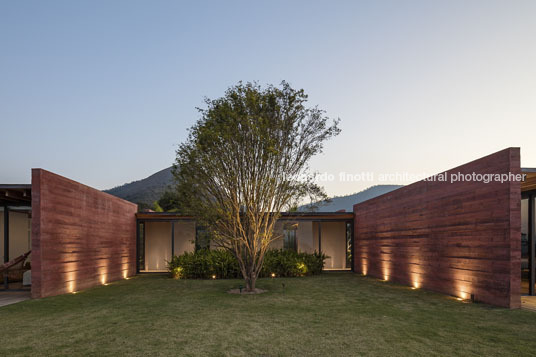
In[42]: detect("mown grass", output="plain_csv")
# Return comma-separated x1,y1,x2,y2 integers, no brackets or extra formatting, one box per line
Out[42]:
1,273,535,356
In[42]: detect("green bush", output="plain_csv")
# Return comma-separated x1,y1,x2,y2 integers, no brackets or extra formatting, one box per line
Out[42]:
168,249,241,279
167,249,326,279
260,249,326,277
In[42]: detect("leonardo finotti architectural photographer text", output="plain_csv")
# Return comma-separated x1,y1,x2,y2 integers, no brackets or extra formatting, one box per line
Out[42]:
299,171,527,184
425,172,526,184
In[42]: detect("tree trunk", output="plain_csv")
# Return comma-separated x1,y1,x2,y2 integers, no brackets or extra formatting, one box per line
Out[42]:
245,271,257,292
243,266,257,292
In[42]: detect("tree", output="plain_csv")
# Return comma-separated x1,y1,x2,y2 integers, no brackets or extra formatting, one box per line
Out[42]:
155,190,182,212
173,81,340,291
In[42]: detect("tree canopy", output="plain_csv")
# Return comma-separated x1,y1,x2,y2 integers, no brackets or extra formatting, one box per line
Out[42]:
173,81,340,290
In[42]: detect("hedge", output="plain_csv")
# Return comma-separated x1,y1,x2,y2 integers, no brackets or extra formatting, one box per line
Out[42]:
167,249,326,279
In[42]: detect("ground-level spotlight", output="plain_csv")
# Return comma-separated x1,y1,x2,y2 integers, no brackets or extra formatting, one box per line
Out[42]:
271,273,276,278
458,291,470,300
212,275,216,279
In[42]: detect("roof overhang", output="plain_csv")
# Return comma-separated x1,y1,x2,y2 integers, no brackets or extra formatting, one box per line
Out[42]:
279,211,354,221
522,168,536,192
0,184,32,207
136,211,354,221
136,212,195,221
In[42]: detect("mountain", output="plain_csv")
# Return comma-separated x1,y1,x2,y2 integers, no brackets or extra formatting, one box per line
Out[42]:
104,167,174,207
105,166,403,212
299,185,404,212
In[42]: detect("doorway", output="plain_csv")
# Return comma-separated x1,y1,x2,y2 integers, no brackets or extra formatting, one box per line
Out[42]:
521,193,535,295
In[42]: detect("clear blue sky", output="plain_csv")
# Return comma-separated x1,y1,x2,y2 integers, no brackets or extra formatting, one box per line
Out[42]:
1,0,535,197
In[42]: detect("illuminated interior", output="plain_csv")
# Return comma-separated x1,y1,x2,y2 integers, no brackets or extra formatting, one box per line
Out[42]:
521,169,536,296
138,219,196,272
137,212,354,272
0,184,32,291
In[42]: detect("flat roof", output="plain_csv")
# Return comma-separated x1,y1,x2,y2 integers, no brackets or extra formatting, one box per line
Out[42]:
136,211,353,221
136,212,195,221
522,171,536,192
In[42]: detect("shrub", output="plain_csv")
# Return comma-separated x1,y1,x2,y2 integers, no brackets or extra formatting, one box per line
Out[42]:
167,249,241,279
168,249,326,279
260,249,326,277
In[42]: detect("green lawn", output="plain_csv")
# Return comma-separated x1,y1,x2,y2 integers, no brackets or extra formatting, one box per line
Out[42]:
1,273,535,356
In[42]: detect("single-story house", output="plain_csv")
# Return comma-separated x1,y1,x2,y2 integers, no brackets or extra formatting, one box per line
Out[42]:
135,211,353,273
1,147,535,308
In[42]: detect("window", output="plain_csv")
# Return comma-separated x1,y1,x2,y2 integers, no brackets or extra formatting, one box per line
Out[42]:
195,225,211,251
283,224,297,251
346,221,352,269
137,222,145,271
521,195,536,295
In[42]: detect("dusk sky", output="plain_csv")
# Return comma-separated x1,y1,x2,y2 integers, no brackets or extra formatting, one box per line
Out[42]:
1,0,535,197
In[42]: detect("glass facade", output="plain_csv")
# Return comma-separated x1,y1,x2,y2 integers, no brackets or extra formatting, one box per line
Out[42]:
137,216,353,272
521,195,535,295
346,222,352,269
137,222,145,272
283,227,297,251
195,226,211,251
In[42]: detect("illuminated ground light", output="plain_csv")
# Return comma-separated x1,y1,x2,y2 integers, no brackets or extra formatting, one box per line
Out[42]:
212,275,216,279
382,266,390,281
101,275,107,285
458,291,470,300
412,281,420,289
454,291,474,302
123,271,128,279
271,273,276,278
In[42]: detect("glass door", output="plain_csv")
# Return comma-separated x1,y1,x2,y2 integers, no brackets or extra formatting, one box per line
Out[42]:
521,195,535,295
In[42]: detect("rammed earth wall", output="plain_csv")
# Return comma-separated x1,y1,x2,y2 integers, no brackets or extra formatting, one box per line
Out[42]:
353,148,521,308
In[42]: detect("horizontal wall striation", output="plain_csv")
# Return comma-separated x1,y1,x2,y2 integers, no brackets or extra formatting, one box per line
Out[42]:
31,169,137,298
353,148,521,308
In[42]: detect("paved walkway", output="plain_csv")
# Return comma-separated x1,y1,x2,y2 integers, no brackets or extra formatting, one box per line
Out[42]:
0,291,31,308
